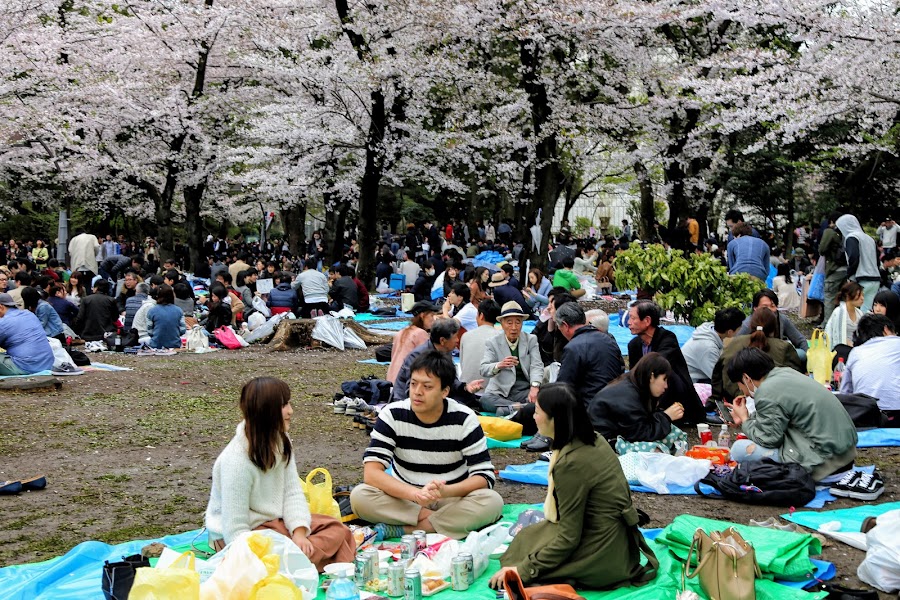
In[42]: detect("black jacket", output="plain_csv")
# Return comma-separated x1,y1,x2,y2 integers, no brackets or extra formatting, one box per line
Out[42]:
329,276,359,310
627,327,705,424
412,272,437,302
589,378,673,443
557,326,623,405
74,293,119,341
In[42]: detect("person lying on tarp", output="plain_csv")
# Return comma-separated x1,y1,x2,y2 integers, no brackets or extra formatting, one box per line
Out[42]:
205,377,354,571
489,383,657,590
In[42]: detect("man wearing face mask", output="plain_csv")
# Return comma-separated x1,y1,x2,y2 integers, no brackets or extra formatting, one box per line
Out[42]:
725,347,858,483
413,262,438,302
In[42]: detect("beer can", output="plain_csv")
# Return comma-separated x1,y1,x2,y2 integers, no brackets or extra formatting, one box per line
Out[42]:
354,554,369,588
451,556,470,591
387,562,406,597
404,568,423,600
400,534,417,560
457,551,475,585
412,529,427,553
362,547,379,588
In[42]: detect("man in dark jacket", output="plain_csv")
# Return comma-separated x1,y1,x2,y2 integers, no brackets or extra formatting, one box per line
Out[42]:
329,265,359,311
626,300,705,424
74,280,119,341
488,272,530,314
267,272,299,314
554,302,623,404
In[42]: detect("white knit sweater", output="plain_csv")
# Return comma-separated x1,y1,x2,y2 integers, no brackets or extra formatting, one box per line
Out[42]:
205,422,310,544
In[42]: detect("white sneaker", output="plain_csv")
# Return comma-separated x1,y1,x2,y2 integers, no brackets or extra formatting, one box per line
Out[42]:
333,397,351,414
51,363,84,376
844,472,885,501
344,398,370,416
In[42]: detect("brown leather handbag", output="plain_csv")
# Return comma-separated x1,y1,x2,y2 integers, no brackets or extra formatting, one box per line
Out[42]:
683,527,761,600
503,569,586,600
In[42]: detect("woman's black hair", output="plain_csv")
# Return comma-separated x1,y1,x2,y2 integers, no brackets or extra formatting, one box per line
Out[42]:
873,290,900,331
726,347,776,383
776,262,792,284
627,352,672,413
536,383,596,450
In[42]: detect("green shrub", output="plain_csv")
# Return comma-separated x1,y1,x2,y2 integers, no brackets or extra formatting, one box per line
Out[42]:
614,244,765,325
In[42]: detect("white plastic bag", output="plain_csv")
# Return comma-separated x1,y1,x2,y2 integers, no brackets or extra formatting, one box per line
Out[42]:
858,510,900,592
243,312,290,344
618,453,711,494
312,315,345,350
457,522,511,579
376,279,390,293
246,312,266,331
329,307,356,319
186,326,209,351
401,293,415,313
252,296,271,318
47,337,71,368
343,327,366,350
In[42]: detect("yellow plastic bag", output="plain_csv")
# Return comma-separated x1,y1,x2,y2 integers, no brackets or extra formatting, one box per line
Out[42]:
808,329,836,385
299,468,341,520
249,573,304,600
130,551,200,600
478,416,523,441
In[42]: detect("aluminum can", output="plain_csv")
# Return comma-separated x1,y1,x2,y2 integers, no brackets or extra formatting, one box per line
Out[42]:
451,556,470,591
362,547,379,588
354,554,369,588
400,534,417,560
457,551,475,585
404,569,423,600
412,530,427,553
387,562,406,597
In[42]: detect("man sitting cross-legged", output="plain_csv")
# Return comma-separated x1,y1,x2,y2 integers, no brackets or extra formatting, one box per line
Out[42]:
350,350,504,540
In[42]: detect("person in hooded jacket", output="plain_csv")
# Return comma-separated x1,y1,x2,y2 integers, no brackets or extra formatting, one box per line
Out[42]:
681,307,745,384
835,214,881,312
267,272,299,315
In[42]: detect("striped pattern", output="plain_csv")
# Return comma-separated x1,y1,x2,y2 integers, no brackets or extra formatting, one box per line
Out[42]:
364,399,496,488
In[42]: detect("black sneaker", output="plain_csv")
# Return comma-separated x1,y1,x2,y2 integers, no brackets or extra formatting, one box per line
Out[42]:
51,362,84,376
830,470,861,498
844,472,884,501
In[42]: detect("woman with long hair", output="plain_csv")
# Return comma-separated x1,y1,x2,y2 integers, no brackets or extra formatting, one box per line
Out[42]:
522,268,552,313
713,307,803,400
465,266,490,308
205,377,354,570
588,353,684,446
825,281,865,349
490,383,657,590
66,270,88,307
772,263,800,312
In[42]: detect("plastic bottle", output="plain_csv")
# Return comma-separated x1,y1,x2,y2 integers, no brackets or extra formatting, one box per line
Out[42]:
326,569,360,600
833,357,845,388
717,424,731,449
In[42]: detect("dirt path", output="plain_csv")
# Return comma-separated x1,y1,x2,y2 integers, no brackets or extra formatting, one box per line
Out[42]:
0,347,895,596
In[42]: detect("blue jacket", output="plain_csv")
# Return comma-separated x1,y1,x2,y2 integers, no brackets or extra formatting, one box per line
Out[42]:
124,293,148,330
48,295,79,327
0,308,54,372
727,236,770,281
147,303,186,349
267,283,298,312
491,283,530,315
36,300,65,338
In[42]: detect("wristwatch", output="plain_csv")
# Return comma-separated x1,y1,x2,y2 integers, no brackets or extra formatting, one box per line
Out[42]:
531,382,541,388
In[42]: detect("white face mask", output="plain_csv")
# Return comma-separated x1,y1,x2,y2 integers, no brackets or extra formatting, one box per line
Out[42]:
743,376,758,398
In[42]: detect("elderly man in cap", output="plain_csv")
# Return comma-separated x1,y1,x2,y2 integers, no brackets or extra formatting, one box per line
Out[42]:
0,293,55,376
479,301,546,417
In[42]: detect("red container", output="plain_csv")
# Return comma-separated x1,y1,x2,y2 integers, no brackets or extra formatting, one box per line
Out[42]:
700,431,713,445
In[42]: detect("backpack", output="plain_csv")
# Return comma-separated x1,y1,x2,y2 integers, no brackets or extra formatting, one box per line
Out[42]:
835,393,889,429
341,376,392,405
695,458,816,507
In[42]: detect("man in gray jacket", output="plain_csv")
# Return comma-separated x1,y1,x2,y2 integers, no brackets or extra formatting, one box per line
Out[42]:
836,214,881,312
682,307,745,383
479,302,545,414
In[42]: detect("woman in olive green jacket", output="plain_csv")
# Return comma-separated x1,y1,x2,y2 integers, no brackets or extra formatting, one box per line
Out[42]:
489,383,657,590
713,307,804,400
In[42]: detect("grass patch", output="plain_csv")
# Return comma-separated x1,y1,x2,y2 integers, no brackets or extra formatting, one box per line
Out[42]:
97,474,132,483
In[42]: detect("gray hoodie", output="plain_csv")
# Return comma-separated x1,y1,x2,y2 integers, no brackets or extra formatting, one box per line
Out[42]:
681,321,723,383
836,215,880,282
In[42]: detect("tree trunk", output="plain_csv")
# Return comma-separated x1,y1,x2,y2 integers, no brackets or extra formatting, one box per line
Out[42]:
280,202,307,257
355,89,386,288
325,195,350,266
633,159,655,240
784,173,795,252
183,182,205,272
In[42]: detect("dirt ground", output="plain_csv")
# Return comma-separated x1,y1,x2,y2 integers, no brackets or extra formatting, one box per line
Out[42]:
0,346,895,597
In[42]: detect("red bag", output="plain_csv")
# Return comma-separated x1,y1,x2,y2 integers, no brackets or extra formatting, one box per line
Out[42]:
214,326,243,349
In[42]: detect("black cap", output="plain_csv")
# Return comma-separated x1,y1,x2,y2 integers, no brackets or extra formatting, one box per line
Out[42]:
409,300,440,316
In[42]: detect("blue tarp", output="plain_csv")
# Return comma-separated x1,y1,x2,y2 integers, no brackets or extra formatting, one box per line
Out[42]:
474,251,507,264
784,501,900,533
0,529,202,600
857,428,900,447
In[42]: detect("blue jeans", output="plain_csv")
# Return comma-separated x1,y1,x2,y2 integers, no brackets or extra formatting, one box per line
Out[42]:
730,439,780,463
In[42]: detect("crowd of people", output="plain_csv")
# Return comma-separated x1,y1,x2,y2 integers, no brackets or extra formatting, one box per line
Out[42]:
2,208,899,592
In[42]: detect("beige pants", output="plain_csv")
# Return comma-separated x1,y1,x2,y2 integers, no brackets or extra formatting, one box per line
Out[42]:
350,483,503,540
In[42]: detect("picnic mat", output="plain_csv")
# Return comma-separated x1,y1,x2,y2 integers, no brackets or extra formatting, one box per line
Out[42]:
487,435,532,449
783,501,900,534
499,460,862,509
0,504,830,600
0,370,53,379
856,428,900,447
